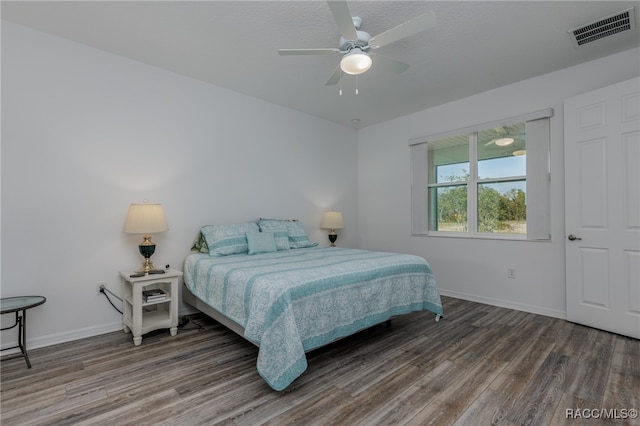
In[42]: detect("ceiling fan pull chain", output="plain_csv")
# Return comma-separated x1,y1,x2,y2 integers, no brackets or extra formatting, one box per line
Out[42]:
339,71,343,95
356,75,359,95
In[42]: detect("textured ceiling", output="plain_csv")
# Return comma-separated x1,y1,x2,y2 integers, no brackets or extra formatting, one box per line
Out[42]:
3,1,639,128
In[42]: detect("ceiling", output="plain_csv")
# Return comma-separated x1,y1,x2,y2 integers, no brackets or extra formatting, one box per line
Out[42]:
3,1,639,128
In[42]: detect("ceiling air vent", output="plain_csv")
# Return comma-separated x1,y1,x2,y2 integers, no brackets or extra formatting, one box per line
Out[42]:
569,7,636,47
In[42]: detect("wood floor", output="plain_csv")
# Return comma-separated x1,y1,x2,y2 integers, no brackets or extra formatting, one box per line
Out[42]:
1,296,638,425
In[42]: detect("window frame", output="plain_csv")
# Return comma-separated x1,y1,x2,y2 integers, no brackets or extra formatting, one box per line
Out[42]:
410,109,553,241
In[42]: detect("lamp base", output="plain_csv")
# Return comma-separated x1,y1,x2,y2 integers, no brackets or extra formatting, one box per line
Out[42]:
138,236,156,273
139,258,156,273
328,230,337,247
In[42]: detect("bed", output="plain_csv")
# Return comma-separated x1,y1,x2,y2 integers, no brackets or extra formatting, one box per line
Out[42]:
182,221,443,391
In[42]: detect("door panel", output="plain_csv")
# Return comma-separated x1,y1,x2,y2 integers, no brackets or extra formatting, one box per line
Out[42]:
623,132,639,228
580,248,609,307
627,250,640,313
578,138,607,227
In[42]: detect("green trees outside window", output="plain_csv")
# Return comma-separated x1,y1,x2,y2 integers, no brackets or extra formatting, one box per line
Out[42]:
427,122,528,235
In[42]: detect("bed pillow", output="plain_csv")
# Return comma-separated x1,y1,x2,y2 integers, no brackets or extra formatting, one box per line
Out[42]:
258,219,318,249
271,229,291,251
246,232,277,255
200,223,259,256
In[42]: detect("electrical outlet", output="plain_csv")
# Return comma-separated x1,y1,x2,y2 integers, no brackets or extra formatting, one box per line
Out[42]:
96,281,107,295
507,268,517,279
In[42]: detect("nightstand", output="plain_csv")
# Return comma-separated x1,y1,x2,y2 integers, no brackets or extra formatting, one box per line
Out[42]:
119,269,182,346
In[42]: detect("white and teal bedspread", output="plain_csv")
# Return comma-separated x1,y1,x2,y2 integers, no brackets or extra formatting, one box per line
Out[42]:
183,247,443,390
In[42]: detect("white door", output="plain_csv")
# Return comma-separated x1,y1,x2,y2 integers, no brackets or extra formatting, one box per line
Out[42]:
564,77,640,339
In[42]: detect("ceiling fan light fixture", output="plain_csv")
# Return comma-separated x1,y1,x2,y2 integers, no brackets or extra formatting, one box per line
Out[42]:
495,137,515,146
340,49,372,75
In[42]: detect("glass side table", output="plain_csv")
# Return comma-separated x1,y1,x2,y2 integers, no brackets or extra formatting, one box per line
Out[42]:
1,296,46,368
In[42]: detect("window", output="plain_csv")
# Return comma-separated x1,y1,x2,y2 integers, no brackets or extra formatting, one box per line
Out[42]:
410,109,552,240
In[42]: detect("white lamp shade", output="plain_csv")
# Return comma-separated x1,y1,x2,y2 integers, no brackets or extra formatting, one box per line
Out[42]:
321,211,344,230
340,50,372,75
123,203,169,234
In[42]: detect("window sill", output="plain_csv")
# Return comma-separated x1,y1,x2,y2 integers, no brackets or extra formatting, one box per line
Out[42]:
411,232,550,242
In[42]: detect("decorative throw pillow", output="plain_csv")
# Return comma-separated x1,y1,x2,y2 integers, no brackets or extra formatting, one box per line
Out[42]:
254,223,289,251
200,223,259,256
246,232,277,255
258,219,318,249
190,232,209,253
272,229,291,251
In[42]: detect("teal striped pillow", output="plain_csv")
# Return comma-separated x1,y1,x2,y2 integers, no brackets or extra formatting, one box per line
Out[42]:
258,219,318,249
201,223,259,256
272,229,290,251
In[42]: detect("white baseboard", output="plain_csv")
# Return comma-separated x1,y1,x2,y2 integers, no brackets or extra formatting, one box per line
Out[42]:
3,308,201,353
2,321,123,352
439,289,567,320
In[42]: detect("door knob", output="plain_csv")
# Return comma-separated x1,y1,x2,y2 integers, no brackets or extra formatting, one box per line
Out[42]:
568,234,582,241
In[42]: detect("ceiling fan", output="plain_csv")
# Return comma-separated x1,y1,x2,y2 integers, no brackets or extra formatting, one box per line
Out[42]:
483,125,526,147
278,1,437,86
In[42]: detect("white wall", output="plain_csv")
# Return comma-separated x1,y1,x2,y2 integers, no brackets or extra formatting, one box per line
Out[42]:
357,47,640,318
1,22,358,349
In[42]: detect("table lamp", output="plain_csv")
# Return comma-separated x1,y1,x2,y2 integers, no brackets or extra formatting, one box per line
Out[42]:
123,202,168,272
321,211,344,247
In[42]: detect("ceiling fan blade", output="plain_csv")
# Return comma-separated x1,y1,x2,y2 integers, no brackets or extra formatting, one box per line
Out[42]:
372,53,410,74
325,67,342,86
327,0,358,41
369,10,436,49
278,48,341,56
